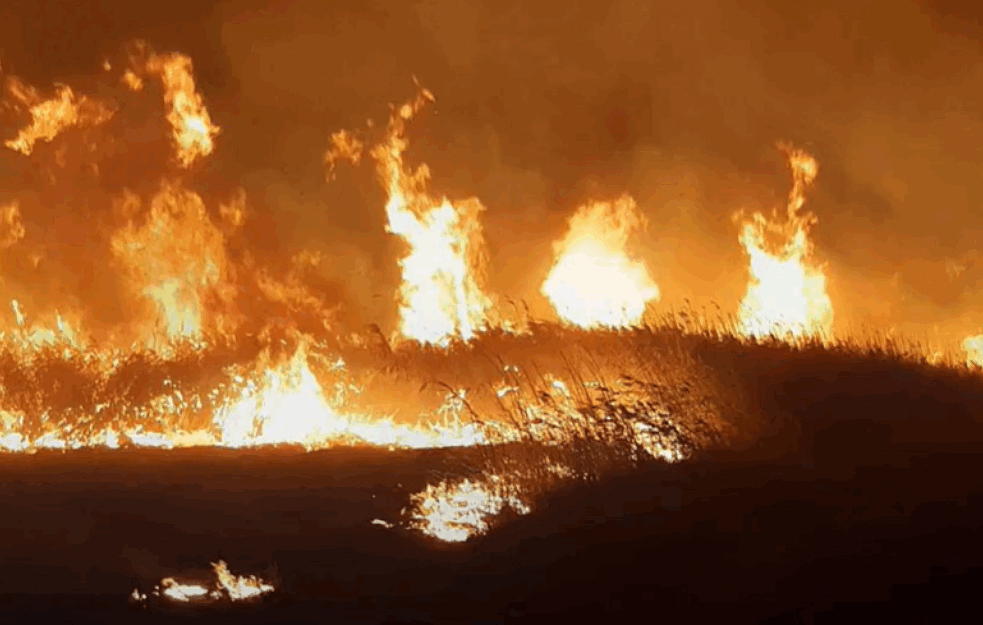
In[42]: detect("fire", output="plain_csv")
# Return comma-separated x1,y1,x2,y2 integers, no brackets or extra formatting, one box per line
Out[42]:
110,183,238,347
324,130,364,180
134,560,275,606
214,342,488,450
0,202,25,249
736,145,832,340
964,334,983,368
541,195,660,328
3,77,115,155
403,476,531,543
329,88,493,346
127,43,220,167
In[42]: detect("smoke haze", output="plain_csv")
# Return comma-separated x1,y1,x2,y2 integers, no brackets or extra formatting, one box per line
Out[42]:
2,0,983,344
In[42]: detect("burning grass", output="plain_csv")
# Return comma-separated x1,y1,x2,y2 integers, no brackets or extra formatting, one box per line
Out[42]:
4,44,983,556
130,559,278,609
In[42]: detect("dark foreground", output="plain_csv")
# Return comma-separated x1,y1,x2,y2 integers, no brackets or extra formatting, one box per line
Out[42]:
1,433,982,625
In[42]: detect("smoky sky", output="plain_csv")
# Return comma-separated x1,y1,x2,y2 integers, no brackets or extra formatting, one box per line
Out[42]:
3,0,983,342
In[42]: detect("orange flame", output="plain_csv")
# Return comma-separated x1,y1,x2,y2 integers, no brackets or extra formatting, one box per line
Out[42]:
110,183,238,347
736,145,832,340
542,195,659,328
324,130,364,180
136,560,275,605
3,77,115,155
403,476,531,542
128,43,220,167
964,334,983,368
214,342,489,450
328,88,493,346
0,202,25,249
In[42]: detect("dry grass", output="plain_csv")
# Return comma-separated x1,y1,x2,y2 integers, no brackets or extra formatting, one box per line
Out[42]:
370,312,983,538
3,309,983,535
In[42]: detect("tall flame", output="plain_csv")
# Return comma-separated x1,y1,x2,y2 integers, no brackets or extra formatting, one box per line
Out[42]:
542,195,659,328
332,88,492,346
736,145,832,339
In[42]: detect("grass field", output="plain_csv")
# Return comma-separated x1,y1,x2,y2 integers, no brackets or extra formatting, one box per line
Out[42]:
3,319,983,621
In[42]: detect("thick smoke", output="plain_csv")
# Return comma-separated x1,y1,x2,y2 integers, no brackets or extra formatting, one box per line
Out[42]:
2,0,983,345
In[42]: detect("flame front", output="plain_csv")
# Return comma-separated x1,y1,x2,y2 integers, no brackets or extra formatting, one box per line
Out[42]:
736,146,832,340
136,560,275,606
542,195,660,328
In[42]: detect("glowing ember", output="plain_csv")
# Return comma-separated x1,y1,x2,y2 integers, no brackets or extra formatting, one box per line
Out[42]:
3,77,115,155
330,88,493,346
127,42,220,167
736,145,832,340
139,560,275,606
542,195,660,328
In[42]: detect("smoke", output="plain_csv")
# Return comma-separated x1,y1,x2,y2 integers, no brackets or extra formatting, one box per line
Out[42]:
2,0,983,344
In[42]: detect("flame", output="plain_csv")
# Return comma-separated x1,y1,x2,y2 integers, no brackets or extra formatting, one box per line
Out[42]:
140,560,275,605
541,195,659,328
110,183,238,347
0,202,25,249
736,145,832,340
324,130,364,180
964,334,983,368
3,77,115,155
403,476,531,542
329,88,493,346
212,560,276,601
214,342,488,450
127,43,220,167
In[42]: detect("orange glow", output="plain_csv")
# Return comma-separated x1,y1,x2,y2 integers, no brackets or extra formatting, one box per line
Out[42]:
736,145,832,340
541,195,660,328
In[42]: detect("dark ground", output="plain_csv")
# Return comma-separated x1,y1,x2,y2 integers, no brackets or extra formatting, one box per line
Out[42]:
1,437,983,624
4,335,983,624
